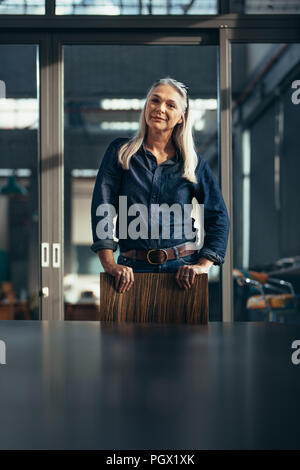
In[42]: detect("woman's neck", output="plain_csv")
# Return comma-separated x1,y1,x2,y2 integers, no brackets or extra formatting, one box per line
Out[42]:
144,130,175,156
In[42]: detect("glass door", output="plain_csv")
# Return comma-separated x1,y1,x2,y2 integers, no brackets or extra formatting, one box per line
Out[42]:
0,44,40,320
231,42,300,324
63,43,222,321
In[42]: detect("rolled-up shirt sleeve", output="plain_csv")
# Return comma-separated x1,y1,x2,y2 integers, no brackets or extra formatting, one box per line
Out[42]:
90,138,124,253
194,156,230,265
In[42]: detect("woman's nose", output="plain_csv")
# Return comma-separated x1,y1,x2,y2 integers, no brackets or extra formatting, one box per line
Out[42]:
157,102,166,113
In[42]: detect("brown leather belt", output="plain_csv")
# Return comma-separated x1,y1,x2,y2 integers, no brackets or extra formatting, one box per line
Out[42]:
120,244,197,265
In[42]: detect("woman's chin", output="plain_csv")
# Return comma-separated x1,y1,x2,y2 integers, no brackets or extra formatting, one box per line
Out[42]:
147,121,167,130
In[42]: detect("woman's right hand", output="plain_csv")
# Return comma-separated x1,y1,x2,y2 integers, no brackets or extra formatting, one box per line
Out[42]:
105,263,134,293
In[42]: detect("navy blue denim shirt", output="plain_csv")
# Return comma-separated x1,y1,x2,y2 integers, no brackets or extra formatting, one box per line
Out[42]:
90,137,229,265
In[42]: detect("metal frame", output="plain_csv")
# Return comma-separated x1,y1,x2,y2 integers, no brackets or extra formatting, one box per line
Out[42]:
0,32,64,320
1,14,300,29
219,27,233,322
1,15,300,321
46,0,55,16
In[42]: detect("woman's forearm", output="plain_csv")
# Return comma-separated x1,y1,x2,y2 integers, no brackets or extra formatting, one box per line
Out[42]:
196,257,214,269
97,249,117,271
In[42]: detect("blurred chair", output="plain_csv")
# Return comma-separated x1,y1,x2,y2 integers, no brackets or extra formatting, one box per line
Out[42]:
233,269,300,323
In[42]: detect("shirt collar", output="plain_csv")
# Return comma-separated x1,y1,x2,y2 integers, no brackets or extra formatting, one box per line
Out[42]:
141,141,180,165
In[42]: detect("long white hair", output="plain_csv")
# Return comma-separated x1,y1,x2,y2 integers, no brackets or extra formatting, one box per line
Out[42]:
118,77,198,183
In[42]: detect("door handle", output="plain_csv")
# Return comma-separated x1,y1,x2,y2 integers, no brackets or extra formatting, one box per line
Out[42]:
52,243,60,268
41,242,49,267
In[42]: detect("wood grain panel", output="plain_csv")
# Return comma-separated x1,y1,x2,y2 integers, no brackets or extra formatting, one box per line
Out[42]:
100,273,208,324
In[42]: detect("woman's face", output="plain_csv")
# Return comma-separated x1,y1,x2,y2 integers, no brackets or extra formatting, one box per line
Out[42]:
145,84,184,133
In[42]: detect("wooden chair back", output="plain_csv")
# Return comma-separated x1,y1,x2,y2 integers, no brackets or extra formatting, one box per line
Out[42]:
99,272,208,324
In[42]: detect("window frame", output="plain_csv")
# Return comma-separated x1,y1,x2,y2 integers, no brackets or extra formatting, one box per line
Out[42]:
1,15,300,321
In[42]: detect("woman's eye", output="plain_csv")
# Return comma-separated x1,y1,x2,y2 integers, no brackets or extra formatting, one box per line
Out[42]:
151,98,159,103
168,104,175,108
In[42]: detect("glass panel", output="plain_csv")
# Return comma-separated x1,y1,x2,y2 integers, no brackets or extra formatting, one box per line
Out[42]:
56,0,217,15
0,0,45,14
63,44,221,321
0,45,40,320
232,43,300,324
230,0,300,14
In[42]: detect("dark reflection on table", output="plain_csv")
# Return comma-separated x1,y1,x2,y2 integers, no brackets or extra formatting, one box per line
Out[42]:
0,321,300,449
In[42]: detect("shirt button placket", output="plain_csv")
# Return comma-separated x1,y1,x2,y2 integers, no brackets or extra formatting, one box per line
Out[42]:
151,167,161,202
150,167,161,248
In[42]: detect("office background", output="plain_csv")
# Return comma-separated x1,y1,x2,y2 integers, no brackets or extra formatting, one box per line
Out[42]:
0,0,300,322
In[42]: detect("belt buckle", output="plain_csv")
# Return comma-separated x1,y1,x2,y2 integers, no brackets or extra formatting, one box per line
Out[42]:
146,249,168,265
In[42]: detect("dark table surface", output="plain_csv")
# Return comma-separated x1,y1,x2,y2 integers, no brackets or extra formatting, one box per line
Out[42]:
0,321,300,450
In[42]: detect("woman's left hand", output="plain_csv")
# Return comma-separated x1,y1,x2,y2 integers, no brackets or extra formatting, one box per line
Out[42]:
176,259,213,290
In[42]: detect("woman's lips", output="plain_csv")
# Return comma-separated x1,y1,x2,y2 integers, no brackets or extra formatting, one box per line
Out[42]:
152,116,165,121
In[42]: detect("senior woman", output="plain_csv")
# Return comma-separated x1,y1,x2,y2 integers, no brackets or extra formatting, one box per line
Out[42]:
91,77,229,293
